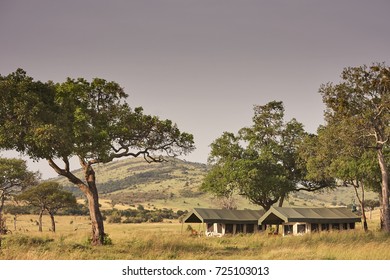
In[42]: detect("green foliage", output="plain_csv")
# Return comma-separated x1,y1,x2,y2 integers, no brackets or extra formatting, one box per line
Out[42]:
0,158,39,201
85,233,113,246
5,235,54,247
319,63,389,177
4,205,36,215
137,204,145,211
365,199,380,210
202,101,308,210
16,182,78,214
0,69,195,164
0,157,39,235
0,69,195,244
107,210,122,224
310,62,390,231
60,204,89,216
102,207,186,224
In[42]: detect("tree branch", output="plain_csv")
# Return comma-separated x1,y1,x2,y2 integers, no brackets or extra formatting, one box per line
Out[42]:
47,158,87,191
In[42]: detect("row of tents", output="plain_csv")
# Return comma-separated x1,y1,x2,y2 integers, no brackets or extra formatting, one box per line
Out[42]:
183,206,361,236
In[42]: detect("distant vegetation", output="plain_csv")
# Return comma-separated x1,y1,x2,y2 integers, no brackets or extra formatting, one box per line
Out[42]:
103,207,188,224
48,157,378,212
50,158,216,210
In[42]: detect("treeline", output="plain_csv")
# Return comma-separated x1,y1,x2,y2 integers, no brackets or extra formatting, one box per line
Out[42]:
4,204,189,224
4,204,89,216
102,207,188,224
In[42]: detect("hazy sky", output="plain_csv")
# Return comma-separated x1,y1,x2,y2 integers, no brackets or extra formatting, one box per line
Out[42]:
1,0,390,179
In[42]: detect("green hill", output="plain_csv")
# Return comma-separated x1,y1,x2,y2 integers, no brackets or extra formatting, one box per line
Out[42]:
49,157,378,211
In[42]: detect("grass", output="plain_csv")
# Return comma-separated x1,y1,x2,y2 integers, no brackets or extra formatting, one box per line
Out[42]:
1,213,390,260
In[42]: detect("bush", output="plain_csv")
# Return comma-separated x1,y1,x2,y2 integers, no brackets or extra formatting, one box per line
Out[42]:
4,205,35,215
61,204,89,216
137,204,145,211
5,235,54,247
123,217,144,223
107,211,122,223
104,207,186,224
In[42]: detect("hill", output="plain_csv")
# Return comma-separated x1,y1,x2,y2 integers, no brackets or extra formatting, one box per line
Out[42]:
49,157,378,211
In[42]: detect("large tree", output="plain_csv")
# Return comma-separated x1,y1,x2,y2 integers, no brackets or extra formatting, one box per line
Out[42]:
16,182,77,233
0,69,195,244
202,101,323,210
319,63,390,232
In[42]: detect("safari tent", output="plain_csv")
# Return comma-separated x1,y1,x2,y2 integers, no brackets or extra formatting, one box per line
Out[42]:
258,206,361,236
183,208,265,236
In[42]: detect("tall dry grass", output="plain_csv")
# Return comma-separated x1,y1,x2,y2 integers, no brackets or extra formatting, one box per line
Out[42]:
1,214,390,260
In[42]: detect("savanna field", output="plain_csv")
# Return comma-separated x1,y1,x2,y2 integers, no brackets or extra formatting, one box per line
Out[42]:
1,211,390,260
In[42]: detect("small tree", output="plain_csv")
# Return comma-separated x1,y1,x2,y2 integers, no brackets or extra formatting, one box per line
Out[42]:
365,199,380,220
16,182,77,232
0,158,38,233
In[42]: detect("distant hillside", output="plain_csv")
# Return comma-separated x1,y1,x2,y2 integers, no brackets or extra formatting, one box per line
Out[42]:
49,157,379,211
50,157,222,210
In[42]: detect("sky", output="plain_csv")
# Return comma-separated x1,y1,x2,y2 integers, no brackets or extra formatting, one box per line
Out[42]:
1,0,390,179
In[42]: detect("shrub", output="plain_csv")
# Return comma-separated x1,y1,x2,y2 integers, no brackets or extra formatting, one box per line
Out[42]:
107,211,122,224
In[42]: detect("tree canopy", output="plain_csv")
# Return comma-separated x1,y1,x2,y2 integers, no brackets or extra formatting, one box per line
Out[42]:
0,158,38,232
0,69,195,244
16,182,77,232
202,101,324,210
318,63,390,231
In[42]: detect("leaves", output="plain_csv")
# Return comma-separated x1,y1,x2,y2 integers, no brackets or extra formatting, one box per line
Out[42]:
16,182,77,214
203,101,307,210
0,158,39,197
0,68,195,173
308,63,389,208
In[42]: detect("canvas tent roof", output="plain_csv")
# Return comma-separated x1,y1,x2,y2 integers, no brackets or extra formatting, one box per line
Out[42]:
183,208,264,224
259,207,361,225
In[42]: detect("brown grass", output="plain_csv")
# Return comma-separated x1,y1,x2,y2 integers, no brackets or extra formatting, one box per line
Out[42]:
1,213,389,260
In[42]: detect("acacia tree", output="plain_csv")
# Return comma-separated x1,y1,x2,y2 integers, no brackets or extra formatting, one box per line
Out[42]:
299,122,383,231
202,101,325,210
0,158,38,233
0,69,195,245
16,182,77,232
319,63,390,232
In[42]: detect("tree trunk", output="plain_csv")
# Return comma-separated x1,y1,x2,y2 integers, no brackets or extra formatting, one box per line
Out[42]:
13,215,17,231
0,194,4,248
278,194,285,207
38,209,43,232
360,184,368,232
378,149,390,232
49,212,56,233
378,193,384,229
361,202,368,232
47,158,105,245
82,163,105,245
0,194,5,233
84,186,105,245
351,182,368,231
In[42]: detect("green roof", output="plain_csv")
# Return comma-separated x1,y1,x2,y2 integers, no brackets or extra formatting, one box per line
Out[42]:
259,207,361,225
183,208,265,224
